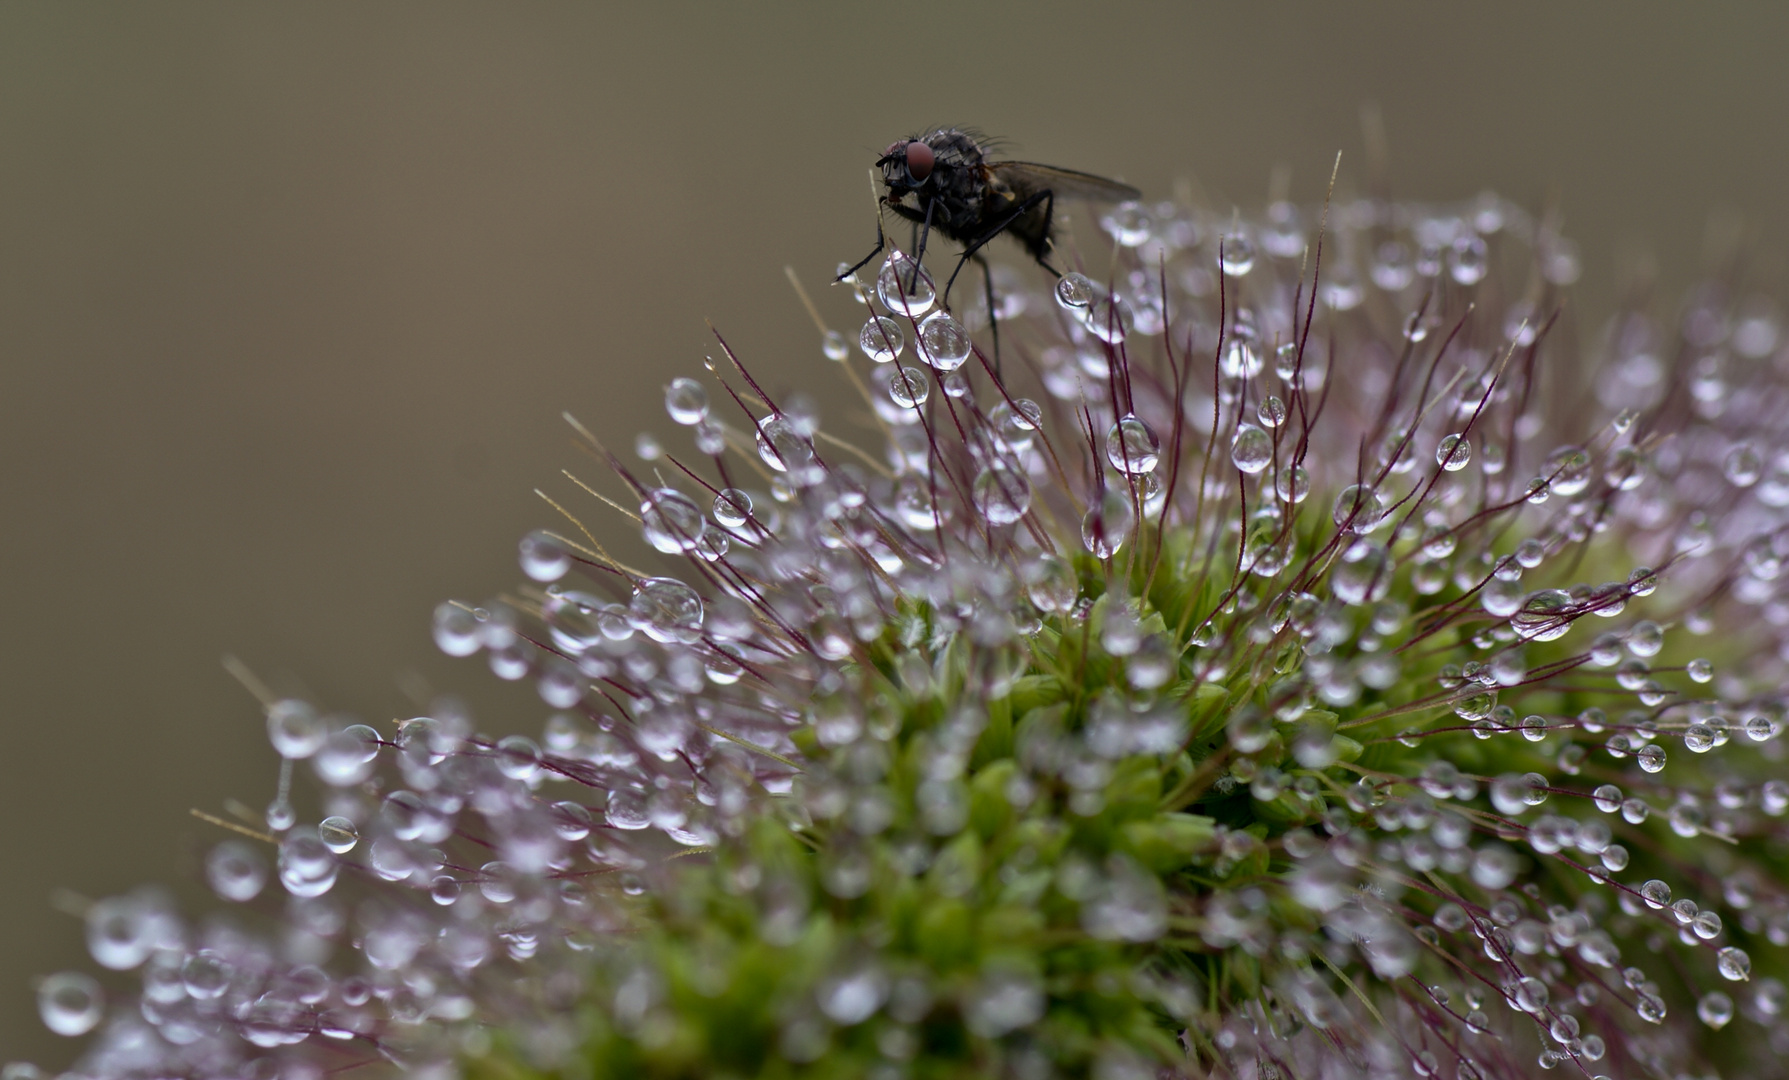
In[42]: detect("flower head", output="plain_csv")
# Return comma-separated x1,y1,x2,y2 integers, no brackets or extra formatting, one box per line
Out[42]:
23,182,1789,1080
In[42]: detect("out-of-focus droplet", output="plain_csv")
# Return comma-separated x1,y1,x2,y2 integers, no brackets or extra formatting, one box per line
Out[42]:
37,972,103,1037
664,377,709,425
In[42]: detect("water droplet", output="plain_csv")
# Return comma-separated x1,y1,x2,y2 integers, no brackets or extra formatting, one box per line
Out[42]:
278,830,337,898
1332,541,1392,606
876,251,935,317
1055,273,1096,309
1082,487,1135,558
973,464,1032,526
37,972,102,1036
1687,658,1714,684
206,840,267,901
1219,234,1256,276
917,311,971,371
817,965,889,1025
1637,743,1666,773
1718,946,1752,981
1221,338,1260,379
1230,424,1273,474
640,488,706,553
713,488,753,529
1274,465,1311,504
821,329,849,362
513,530,573,587
1024,554,1079,613
267,699,327,760
629,577,704,645
1724,444,1763,487
756,415,820,482
1331,485,1386,533
664,377,709,425
1699,990,1734,1029
859,315,904,363
1514,976,1549,1014
1542,446,1592,496
1449,236,1488,285
1101,200,1152,246
495,734,540,781
1106,414,1161,474
1084,295,1134,343
433,601,481,656
1437,434,1472,471
888,365,930,409
265,798,296,832
317,816,359,854
965,970,1045,1038
1257,395,1287,428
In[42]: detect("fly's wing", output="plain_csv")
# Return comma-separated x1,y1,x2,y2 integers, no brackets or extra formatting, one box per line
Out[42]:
989,162,1142,203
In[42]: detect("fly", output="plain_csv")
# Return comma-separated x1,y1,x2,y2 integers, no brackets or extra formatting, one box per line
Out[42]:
839,127,1141,367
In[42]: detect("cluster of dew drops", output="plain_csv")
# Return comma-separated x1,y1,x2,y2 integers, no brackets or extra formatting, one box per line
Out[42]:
24,184,1789,1080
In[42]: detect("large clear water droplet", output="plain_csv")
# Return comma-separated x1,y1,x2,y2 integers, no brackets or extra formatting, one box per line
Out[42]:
1106,414,1161,474
859,315,904,363
1230,424,1272,474
1437,434,1472,471
877,251,936,317
888,365,930,409
756,415,820,482
1055,273,1096,309
917,311,971,371
317,816,360,854
1275,465,1310,504
713,488,753,529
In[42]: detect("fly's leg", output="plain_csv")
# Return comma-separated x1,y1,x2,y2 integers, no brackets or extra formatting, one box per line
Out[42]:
909,196,936,298
837,201,889,282
944,189,1055,304
974,253,1003,378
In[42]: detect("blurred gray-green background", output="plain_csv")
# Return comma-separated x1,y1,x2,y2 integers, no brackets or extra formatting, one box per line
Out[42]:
2,2,1785,1064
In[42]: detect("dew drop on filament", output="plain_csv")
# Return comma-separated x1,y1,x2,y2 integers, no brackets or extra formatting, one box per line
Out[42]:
1230,424,1272,474
876,252,935,317
1105,415,1161,474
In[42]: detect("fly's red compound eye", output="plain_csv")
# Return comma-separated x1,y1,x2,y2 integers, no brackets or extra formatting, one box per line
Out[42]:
903,140,934,183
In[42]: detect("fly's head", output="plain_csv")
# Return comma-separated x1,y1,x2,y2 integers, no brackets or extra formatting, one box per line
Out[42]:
877,138,936,199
